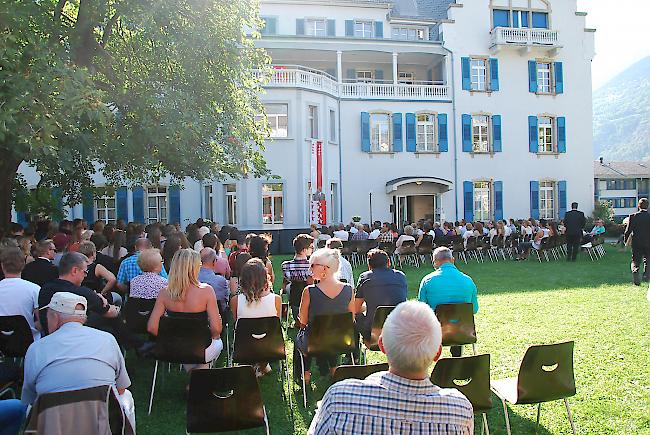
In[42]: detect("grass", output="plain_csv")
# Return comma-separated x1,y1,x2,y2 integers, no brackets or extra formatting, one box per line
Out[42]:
128,246,650,434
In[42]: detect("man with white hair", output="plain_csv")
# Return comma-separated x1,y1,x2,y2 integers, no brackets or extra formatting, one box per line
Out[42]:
22,292,135,427
418,246,478,357
308,301,474,434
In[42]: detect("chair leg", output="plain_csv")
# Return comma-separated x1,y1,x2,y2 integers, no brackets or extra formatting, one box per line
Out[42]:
263,405,270,435
536,403,541,433
299,352,307,408
482,412,490,435
472,343,477,355
564,398,577,435
148,360,159,415
501,398,512,435
350,352,356,366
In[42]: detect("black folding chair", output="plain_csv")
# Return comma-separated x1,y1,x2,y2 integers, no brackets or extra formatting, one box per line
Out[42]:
361,306,395,363
435,303,477,355
331,362,389,384
122,297,156,335
148,315,212,414
186,366,269,434
0,315,34,358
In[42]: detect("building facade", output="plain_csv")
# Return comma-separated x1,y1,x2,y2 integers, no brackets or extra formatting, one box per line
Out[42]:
15,0,596,233
594,160,650,220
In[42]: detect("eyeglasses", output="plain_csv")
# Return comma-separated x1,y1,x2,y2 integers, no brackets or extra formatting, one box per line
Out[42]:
310,263,330,269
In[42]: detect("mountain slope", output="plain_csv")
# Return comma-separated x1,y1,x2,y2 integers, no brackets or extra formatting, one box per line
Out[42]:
593,56,650,160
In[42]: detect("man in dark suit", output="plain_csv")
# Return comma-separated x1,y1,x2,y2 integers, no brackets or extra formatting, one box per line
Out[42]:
624,198,650,285
21,239,58,286
563,202,586,261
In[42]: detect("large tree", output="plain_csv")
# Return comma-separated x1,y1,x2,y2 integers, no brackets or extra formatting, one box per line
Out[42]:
0,0,270,228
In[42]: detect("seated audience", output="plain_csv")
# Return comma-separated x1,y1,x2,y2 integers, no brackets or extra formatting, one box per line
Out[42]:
516,219,550,260
354,249,407,341
326,238,354,285
377,222,394,243
129,249,167,300
17,237,34,265
248,233,275,283
395,225,416,254
368,222,381,240
332,224,349,241
308,301,474,434
351,223,369,241
52,233,69,266
229,252,252,296
295,248,354,383
100,229,128,260
0,248,41,341
78,241,117,302
282,234,314,317
200,233,231,277
418,247,478,356
22,292,135,428
147,249,223,371
198,247,229,311
90,233,118,274
117,238,167,293
21,239,58,286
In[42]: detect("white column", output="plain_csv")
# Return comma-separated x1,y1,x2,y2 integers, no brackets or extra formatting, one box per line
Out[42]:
336,51,343,83
392,52,398,85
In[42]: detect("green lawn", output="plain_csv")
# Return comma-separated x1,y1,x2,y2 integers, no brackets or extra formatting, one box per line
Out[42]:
129,246,650,434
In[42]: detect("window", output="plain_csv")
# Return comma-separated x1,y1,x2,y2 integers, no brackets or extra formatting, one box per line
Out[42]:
472,115,490,153
305,19,327,36
470,59,487,91
354,20,373,38
262,104,288,138
492,9,510,28
146,187,168,224
94,195,116,224
539,181,555,219
225,184,237,225
260,17,277,35
356,70,373,83
392,26,425,40
512,10,529,28
537,62,552,93
204,185,214,221
532,12,549,29
262,183,283,225
329,109,336,142
416,113,436,152
398,71,415,84
370,113,391,152
538,116,554,153
473,181,491,221
308,105,318,139
609,197,637,208
606,179,637,190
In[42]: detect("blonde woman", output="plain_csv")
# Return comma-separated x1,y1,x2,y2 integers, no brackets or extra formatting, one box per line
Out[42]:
148,249,223,370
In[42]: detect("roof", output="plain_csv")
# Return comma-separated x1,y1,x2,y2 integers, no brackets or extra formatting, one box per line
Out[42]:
390,0,455,20
594,161,650,178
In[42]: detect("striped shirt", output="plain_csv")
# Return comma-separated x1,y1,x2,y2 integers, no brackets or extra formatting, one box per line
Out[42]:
308,371,474,434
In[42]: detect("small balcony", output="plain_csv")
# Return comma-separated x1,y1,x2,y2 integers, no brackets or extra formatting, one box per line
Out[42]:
490,27,560,53
254,65,450,101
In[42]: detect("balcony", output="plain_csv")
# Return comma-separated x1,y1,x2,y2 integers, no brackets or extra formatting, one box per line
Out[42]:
254,66,450,101
490,27,560,54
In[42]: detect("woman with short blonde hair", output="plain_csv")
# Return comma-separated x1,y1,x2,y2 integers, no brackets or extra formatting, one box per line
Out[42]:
130,249,167,300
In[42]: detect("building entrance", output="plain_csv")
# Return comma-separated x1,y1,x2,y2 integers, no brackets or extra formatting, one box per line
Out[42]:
394,195,438,227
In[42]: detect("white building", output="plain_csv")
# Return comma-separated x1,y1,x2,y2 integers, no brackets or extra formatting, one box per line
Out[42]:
15,0,596,243
594,160,650,220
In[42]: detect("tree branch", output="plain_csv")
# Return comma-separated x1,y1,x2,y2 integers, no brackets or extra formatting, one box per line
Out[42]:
101,12,119,47
54,0,68,22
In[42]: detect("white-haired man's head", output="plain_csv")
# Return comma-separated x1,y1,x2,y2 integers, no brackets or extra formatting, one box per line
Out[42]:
379,301,442,378
433,246,454,268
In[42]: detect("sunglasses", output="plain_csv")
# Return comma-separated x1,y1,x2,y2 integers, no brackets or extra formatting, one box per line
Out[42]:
310,263,330,269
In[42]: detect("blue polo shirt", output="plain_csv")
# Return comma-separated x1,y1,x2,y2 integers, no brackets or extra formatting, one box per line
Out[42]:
418,263,478,314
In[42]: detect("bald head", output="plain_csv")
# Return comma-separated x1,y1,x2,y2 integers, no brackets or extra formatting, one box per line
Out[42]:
200,247,218,270
135,238,152,251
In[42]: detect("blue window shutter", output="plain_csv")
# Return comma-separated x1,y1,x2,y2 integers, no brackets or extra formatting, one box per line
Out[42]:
361,112,371,152
528,116,538,153
327,19,335,37
169,185,181,224
463,181,474,222
437,114,448,152
16,211,28,228
494,181,503,221
392,113,403,152
116,187,128,221
374,21,383,38
268,17,277,35
558,180,567,218
492,115,502,152
296,19,304,35
493,9,510,28
513,12,519,28
405,113,417,152
375,69,384,81
532,12,548,29
82,190,94,223
554,62,564,94
461,57,471,90
345,20,354,37
530,181,540,219
528,60,538,93
52,187,64,218
557,116,566,153
132,187,145,223
489,58,499,91
522,12,529,27
462,114,472,152
347,69,356,80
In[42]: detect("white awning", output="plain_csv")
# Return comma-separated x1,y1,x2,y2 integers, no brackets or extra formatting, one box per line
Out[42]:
385,177,453,194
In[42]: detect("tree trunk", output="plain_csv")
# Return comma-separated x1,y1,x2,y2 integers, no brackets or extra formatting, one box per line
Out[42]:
0,156,22,232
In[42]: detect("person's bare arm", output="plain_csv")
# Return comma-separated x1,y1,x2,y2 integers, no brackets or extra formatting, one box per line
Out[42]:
348,292,356,320
266,260,275,285
353,297,364,314
117,388,126,395
298,288,310,329
230,295,238,321
95,263,117,295
205,287,223,338
33,309,41,331
147,291,167,336
274,294,282,318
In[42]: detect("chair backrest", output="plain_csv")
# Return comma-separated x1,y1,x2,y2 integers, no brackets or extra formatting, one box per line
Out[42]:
122,297,156,335
307,312,356,357
316,239,327,248
0,315,34,357
400,239,417,254
516,341,576,404
339,241,353,256
357,239,378,254
366,306,395,350
232,316,286,364
331,363,389,384
378,242,396,254
153,315,212,364
289,280,307,308
434,303,477,346
465,236,478,250
186,366,266,433
431,354,492,413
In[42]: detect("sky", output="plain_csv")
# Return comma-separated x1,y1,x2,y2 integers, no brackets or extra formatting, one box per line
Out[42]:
577,0,650,90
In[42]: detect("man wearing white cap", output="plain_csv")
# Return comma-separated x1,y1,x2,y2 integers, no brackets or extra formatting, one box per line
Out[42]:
22,292,135,426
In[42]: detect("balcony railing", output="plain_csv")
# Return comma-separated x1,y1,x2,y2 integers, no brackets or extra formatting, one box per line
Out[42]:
490,27,559,47
254,66,450,100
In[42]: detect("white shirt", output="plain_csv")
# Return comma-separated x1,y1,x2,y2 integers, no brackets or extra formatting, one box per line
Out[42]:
336,257,354,287
504,226,512,237
349,227,359,234
333,230,349,241
368,229,381,240
524,226,534,236
193,240,204,251
100,246,128,259
0,277,40,340
236,293,278,319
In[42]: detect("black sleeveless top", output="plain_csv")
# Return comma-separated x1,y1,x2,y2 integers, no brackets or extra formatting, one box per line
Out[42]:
81,262,104,292
306,284,353,323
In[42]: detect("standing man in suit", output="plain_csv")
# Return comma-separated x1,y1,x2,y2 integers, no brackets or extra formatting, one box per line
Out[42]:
563,202,586,261
624,198,650,286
